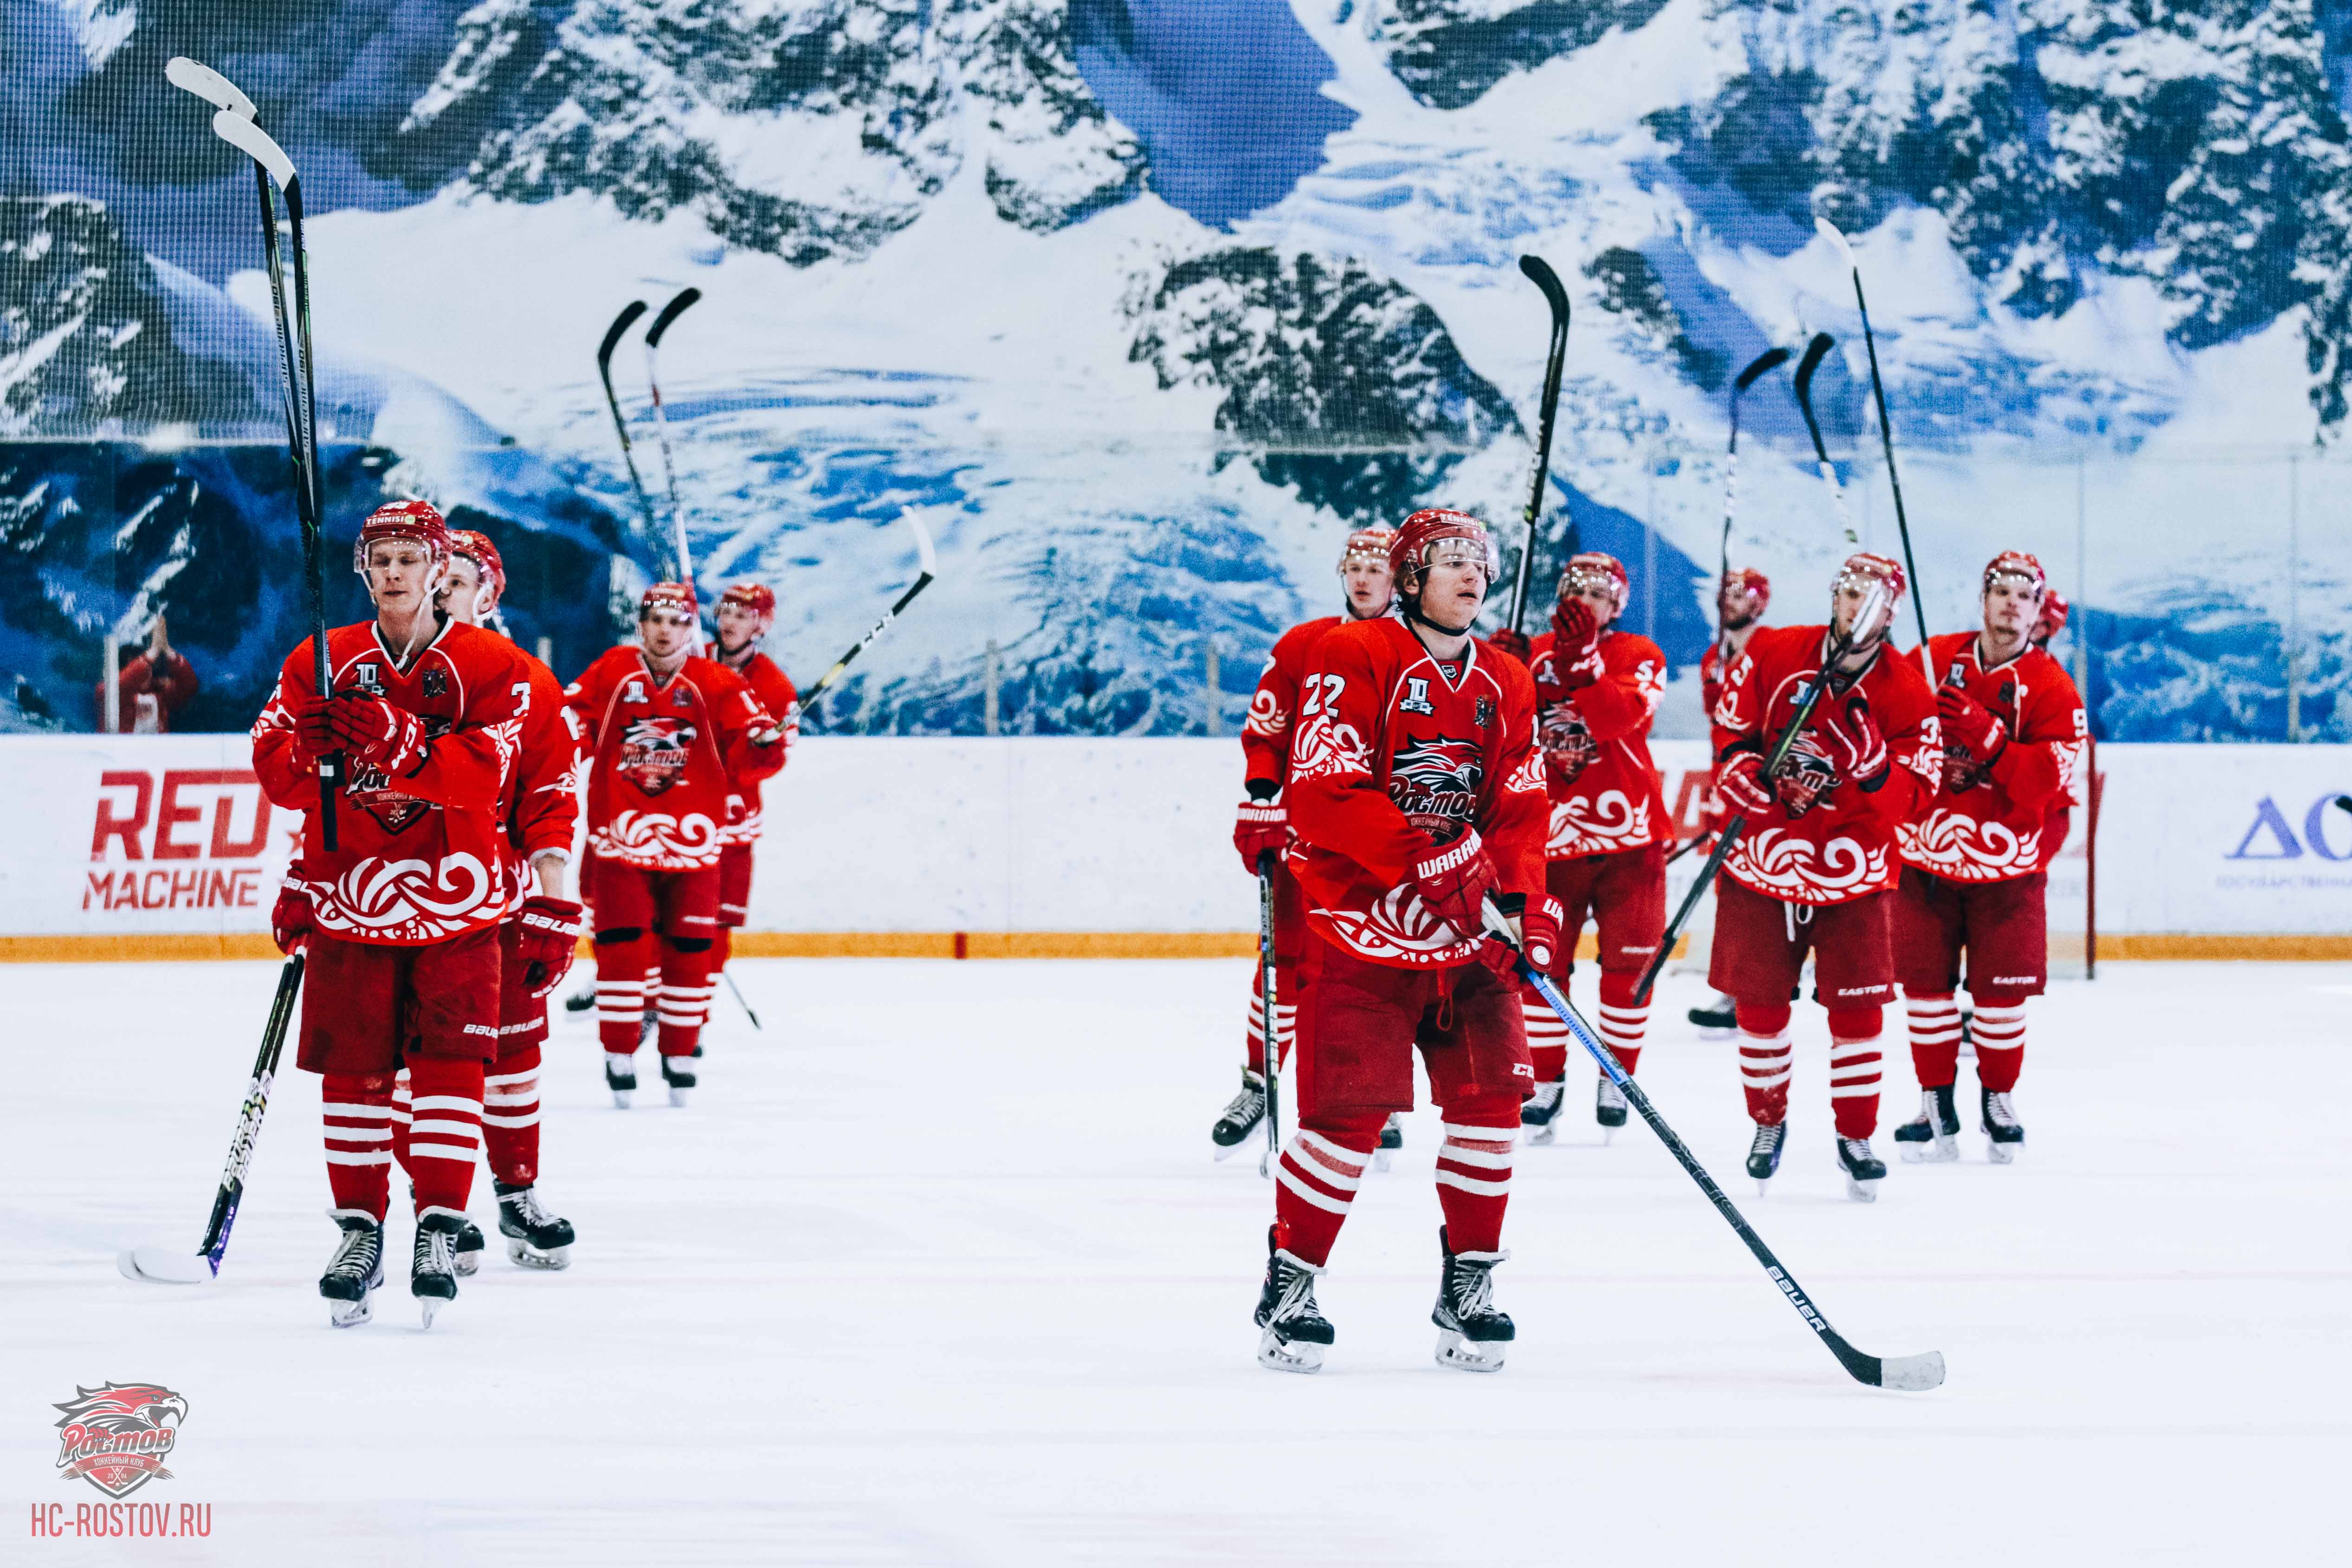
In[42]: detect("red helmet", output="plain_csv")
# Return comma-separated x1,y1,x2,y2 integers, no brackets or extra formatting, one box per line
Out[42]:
353,499,450,576
639,581,699,620
445,528,506,611
1339,526,1397,574
2032,588,2070,647
1388,509,1499,589
1559,551,1629,617
1984,549,2047,598
1722,566,1770,620
717,581,776,626
1833,551,1905,645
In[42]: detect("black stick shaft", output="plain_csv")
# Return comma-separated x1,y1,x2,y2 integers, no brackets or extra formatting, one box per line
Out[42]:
595,303,662,547
796,571,935,718
1258,854,1281,1177
1848,279,1930,655
197,954,304,1269
1511,256,1570,635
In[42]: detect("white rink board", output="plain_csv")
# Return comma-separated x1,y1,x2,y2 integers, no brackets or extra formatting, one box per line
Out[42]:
0,735,2345,936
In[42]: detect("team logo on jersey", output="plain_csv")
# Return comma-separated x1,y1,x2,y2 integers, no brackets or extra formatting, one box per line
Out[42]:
423,669,446,698
1400,678,1434,716
1390,735,1483,840
353,662,382,694
618,716,698,796
1475,696,1494,729
672,687,691,709
347,763,430,833
1538,701,1596,783
624,682,647,705
53,1383,189,1498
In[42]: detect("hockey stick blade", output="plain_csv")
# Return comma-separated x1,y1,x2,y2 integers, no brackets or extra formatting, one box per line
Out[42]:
598,300,649,376
118,1248,217,1286
165,56,256,119
210,110,295,191
645,286,703,347
905,505,938,578
1518,252,1570,316
1790,331,1836,453
1734,345,1792,393
1815,213,1858,271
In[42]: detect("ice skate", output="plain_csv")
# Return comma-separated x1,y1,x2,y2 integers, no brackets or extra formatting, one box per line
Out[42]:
317,1210,384,1329
1254,1229,1333,1374
1210,1069,1266,1159
562,980,596,1014
1431,1227,1513,1374
1980,1085,2024,1162
1745,1121,1785,1193
1836,1136,1887,1201
604,1052,637,1109
495,1181,575,1270
1594,1075,1628,1137
659,1054,696,1108
454,1217,485,1276
1689,992,1737,1035
1519,1073,1567,1145
411,1212,465,1329
1371,1112,1403,1173
1893,1085,1960,1163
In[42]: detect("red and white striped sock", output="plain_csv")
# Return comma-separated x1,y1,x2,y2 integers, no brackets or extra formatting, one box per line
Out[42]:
1596,970,1649,1076
656,975,717,1057
1826,1004,1885,1138
388,1067,413,1178
320,1072,394,1221
482,1046,542,1187
1905,993,1963,1088
595,968,651,1054
1434,1114,1517,1253
403,1057,485,1217
1273,1123,1377,1267
1972,1002,2028,1092
1242,966,1297,1076
1518,982,1570,1084
1737,1002,1794,1126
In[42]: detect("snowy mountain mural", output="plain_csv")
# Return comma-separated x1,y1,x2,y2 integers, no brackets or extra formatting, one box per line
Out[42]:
3,0,2350,739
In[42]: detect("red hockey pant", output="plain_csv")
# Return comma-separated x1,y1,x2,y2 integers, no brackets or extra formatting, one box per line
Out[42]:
1516,843,1665,1083
1893,867,2045,1092
1709,879,1892,1138
391,917,547,1188
591,856,720,1058
1273,937,1531,1268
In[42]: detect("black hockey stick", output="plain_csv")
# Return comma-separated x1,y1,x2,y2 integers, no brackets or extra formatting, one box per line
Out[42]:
172,61,340,851
1508,254,1572,635
1721,347,1793,586
721,966,762,1031
796,510,939,721
1486,902,1941,1391
120,955,306,1284
595,301,662,549
1633,582,1893,1003
1256,852,1282,1181
644,287,703,591
1818,218,1932,677
1790,332,1857,551
1664,831,1716,868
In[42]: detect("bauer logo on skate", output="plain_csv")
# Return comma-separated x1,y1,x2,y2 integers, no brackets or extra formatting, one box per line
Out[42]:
1725,827,1890,903
311,853,497,941
52,1383,188,1499
82,769,276,916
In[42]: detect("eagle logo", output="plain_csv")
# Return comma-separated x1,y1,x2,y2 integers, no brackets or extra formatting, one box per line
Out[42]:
54,1383,189,1498
618,716,698,797
1389,735,1483,841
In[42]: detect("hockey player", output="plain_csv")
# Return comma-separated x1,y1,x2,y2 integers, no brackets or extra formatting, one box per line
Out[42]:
1513,554,1668,1142
1892,553,2085,1163
252,499,537,1328
1254,508,1552,1375
709,582,799,996
1689,567,1770,1032
1707,552,1938,1200
383,530,584,1268
566,585,787,1107
1216,526,1394,1155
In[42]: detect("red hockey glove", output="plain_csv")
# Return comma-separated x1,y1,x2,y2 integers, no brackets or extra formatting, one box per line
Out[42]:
1938,684,2006,764
1549,597,1603,687
1233,796,1288,873
1716,751,1774,816
293,696,338,768
271,884,312,956
1538,701,1599,785
1813,691,1888,785
1488,891,1567,980
1772,733,1835,815
514,896,584,998
1486,628,1531,665
1411,828,1500,944
327,693,429,776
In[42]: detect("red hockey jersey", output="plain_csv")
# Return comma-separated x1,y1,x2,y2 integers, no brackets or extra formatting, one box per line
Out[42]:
717,651,799,846
499,652,583,910
1527,627,1668,857
1710,625,1939,906
252,620,532,945
1899,633,2087,883
1285,616,1546,968
566,648,785,871
1241,614,1343,792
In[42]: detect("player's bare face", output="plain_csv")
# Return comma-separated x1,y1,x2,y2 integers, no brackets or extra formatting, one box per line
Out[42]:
367,542,435,616
714,599,762,656
1718,581,1756,629
1983,577,2039,643
1415,553,1488,638
1341,560,1393,619
439,557,485,626
640,609,696,664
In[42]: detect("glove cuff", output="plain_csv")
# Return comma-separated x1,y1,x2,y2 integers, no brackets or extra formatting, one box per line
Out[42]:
1413,827,1485,881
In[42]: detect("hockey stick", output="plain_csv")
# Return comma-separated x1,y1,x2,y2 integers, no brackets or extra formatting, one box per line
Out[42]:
595,301,663,551
1721,347,1793,587
1633,583,1893,1004
795,509,939,720
1485,900,1942,1390
1508,254,1572,636
643,287,703,591
721,966,762,1031
1664,831,1716,868
178,70,339,851
120,955,305,1284
1256,852,1282,1180
1790,332,1857,552
1817,218,1932,678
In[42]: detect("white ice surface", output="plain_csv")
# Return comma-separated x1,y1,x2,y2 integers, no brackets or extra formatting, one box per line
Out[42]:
4,958,2346,1564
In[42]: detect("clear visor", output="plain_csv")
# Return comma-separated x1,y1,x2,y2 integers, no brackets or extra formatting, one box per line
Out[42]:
1340,545,1391,572
1562,565,1618,600
1415,537,1493,576
1832,573,1896,641
1985,569,2042,598
642,607,697,629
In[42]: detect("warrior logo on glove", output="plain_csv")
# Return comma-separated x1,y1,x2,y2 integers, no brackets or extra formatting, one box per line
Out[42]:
617,716,698,796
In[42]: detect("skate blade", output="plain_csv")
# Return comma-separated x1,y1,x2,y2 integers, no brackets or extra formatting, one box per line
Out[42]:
119,1247,216,1285
1210,1136,1250,1162
667,1086,691,1108
327,1297,373,1329
1898,1136,1959,1164
611,1089,633,1109
1370,1148,1394,1174
1525,1122,1557,1147
1985,1140,2018,1164
1844,1175,1881,1202
419,1297,442,1331
505,1239,571,1271
1434,1329,1507,1374
1752,1177,1773,1197
1256,1330,1324,1374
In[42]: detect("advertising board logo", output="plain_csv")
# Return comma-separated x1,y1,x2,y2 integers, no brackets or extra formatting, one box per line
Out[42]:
2226,794,2352,861
53,1383,188,1498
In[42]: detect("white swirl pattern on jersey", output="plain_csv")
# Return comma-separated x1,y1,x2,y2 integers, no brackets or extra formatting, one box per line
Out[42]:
1725,826,1889,902
1243,687,1288,738
594,809,722,865
313,852,497,939
1548,791,1652,855
1314,887,1479,965
1900,809,2041,881
1288,703,1370,785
